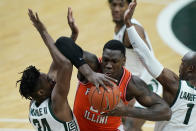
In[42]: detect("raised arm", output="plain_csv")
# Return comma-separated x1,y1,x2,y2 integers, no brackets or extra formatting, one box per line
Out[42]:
124,0,179,105
67,7,79,42
28,9,74,122
28,9,67,66
29,9,117,92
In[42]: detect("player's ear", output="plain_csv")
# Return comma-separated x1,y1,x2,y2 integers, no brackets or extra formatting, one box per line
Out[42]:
37,89,45,96
188,65,194,72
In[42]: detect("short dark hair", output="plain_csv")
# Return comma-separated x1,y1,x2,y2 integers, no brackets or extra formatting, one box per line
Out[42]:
108,0,132,4
103,40,125,56
16,66,40,100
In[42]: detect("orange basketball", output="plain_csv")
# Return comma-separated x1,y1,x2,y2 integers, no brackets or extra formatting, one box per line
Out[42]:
88,83,120,112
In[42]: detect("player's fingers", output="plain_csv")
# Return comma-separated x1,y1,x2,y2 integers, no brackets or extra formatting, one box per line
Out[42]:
101,110,113,116
28,11,36,23
69,8,73,18
100,112,107,116
67,7,71,18
105,75,118,84
28,8,33,15
95,83,100,94
99,80,109,92
28,9,34,19
134,0,137,4
35,12,40,21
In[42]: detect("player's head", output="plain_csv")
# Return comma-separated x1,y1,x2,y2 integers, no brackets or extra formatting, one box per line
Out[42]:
102,40,126,79
108,0,132,24
17,66,55,102
179,51,196,82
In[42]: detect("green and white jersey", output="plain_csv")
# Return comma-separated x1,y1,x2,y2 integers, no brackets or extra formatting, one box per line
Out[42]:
29,98,79,131
155,80,196,131
114,18,162,108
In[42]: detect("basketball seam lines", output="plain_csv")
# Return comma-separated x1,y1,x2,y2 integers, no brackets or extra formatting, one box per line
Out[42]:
91,88,98,108
100,89,105,112
112,88,114,110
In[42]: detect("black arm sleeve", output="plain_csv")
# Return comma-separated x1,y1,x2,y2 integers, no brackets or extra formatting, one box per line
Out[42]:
55,36,86,68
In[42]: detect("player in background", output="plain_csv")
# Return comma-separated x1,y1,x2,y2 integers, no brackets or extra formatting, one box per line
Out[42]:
107,0,162,130
73,38,171,131
124,1,196,130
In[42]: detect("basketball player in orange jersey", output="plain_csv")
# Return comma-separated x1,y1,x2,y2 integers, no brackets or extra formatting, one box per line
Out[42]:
107,0,163,130
58,6,170,131
73,40,171,131
58,7,171,131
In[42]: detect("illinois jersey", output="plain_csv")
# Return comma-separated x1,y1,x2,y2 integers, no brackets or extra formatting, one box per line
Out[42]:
73,67,131,131
155,80,196,131
29,98,80,131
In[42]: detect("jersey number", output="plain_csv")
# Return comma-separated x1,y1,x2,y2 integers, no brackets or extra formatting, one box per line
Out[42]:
33,118,51,131
183,103,194,125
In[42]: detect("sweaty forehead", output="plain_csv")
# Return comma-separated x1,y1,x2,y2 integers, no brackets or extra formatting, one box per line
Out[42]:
111,0,127,3
103,49,123,58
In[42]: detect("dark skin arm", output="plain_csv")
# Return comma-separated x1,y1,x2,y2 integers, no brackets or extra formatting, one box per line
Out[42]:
28,9,73,122
77,51,118,92
103,75,171,121
157,68,179,106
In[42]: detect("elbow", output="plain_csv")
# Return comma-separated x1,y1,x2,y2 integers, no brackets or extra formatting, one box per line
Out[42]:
160,105,172,121
165,107,172,121
58,58,72,69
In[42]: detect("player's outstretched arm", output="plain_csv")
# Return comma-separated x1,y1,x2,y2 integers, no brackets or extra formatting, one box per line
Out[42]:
28,9,69,66
124,1,179,105
103,75,172,121
55,36,117,91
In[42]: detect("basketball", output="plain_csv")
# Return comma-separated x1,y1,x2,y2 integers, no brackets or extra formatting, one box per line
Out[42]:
88,83,120,112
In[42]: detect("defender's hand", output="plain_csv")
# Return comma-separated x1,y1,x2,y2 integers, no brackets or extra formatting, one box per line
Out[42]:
67,7,79,42
28,9,47,33
124,0,137,27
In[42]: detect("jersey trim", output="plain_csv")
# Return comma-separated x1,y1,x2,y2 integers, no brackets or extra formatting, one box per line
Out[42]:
186,81,196,90
48,99,71,125
170,80,181,107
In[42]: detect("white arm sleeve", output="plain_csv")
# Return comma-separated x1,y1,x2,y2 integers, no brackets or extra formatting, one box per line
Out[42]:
126,26,164,78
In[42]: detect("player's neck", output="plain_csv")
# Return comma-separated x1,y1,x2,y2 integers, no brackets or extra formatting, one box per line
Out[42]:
116,68,124,85
115,21,124,33
189,81,196,87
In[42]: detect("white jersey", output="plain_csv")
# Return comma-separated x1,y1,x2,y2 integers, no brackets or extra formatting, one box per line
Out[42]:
114,18,162,108
155,80,196,131
29,99,80,131
114,18,154,84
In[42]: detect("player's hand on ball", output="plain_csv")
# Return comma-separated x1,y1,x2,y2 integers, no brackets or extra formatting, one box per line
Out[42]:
101,100,127,116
